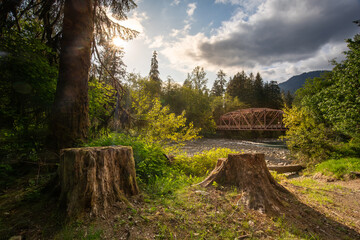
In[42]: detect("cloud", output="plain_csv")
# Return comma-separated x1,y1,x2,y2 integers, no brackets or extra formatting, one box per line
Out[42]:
170,24,191,37
161,33,209,73
162,0,359,81
202,0,359,67
186,3,197,17
214,0,265,12
171,0,181,6
148,35,164,48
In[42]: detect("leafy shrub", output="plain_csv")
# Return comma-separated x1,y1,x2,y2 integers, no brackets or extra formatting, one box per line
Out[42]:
88,77,116,137
87,133,168,183
173,148,239,176
333,139,360,158
0,24,57,160
315,157,360,179
282,106,335,164
144,173,200,198
131,93,200,145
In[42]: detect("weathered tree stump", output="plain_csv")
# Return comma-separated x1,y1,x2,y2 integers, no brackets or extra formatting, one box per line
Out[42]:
199,153,289,214
59,146,139,217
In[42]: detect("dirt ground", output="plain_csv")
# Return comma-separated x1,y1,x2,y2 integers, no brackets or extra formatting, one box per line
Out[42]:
2,139,360,239
180,138,293,165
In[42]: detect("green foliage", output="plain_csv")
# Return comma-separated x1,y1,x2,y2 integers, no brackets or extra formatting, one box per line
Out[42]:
131,91,200,145
144,172,200,198
55,224,103,240
211,94,248,125
333,139,360,158
0,22,58,159
284,35,360,164
210,69,227,97
318,36,360,141
270,171,287,182
87,133,168,183
173,148,239,176
282,106,334,164
226,71,283,109
162,84,216,134
148,51,161,97
88,77,117,137
288,178,342,205
0,164,13,189
315,158,360,179
184,66,208,93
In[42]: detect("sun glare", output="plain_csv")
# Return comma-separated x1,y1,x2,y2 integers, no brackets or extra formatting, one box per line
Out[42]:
112,36,127,49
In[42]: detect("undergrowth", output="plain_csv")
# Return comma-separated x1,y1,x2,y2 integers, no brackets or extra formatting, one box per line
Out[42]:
87,134,240,198
87,133,168,184
288,178,342,205
173,148,239,176
314,157,360,179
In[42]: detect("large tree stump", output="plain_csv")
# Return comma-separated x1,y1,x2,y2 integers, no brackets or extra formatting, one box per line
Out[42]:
59,146,139,217
199,153,289,214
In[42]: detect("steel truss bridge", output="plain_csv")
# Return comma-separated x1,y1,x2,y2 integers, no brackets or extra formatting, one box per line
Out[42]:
217,108,287,131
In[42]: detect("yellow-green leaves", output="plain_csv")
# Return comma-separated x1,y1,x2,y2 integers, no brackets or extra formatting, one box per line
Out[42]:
131,90,200,145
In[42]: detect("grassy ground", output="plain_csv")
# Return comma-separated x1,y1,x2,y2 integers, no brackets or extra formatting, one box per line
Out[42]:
314,157,360,180
1,170,360,239
1,156,360,239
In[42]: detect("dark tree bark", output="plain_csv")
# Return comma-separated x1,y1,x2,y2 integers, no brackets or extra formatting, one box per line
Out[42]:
199,153,289,214
50,0,94,149
59,146,139,217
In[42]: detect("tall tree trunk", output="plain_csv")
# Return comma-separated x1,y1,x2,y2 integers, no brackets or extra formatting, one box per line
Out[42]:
50,0,93,149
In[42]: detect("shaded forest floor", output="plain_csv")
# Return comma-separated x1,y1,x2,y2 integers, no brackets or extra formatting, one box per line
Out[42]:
1,165,360,240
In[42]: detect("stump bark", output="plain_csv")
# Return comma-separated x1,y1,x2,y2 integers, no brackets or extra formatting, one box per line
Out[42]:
199,153,289,214
59,146,139,217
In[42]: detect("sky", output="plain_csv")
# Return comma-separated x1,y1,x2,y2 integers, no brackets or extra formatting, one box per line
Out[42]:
117,0,360,87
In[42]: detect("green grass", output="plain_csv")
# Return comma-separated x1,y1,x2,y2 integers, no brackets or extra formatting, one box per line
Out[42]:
54,224,103,240
315,157,360,179
288,178,342,205
173,148,239,176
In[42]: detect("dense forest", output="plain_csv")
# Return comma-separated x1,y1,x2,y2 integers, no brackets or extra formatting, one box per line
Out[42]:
1,0,360,239
0,1,290,160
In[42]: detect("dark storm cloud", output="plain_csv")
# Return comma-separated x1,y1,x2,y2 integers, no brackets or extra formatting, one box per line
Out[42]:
199,0,360,67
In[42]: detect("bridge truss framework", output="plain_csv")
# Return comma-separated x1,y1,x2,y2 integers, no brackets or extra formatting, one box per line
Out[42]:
217,108,287,131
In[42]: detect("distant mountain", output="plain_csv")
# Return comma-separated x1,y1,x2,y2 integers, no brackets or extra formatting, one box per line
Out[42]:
279,70,330,93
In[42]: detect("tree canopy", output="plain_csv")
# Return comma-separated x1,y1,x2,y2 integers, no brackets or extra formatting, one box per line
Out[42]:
283,34,360,163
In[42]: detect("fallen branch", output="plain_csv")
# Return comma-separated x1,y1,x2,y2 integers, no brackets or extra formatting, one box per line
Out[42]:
267,164,305,173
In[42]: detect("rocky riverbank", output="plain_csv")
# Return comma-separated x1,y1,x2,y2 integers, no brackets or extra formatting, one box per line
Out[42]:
180,138,294,165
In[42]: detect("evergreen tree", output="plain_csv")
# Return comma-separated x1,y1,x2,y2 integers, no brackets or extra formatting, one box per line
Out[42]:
91,42,126,84
149,51,160,82
282,90,294,107
227,71,246,100
263,81,283,109
148,51,161,96
211,70,227,97
253,72,264,107
227,71,254,106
